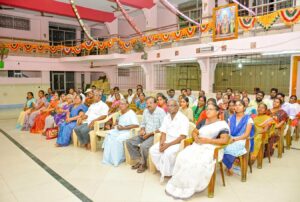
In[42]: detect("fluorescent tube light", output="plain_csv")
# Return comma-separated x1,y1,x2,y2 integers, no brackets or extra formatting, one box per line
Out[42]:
262,50,300,55
117,63,135,67
170,58,197,63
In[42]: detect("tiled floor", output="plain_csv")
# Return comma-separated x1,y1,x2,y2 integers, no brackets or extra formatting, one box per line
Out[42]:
0,118,300,202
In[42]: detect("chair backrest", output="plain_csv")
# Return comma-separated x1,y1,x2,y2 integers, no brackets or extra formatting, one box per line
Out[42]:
137,115,143,125
110,112,119,125
188,122,196,138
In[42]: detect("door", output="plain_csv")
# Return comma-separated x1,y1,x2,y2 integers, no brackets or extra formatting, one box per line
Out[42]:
51,72,66,93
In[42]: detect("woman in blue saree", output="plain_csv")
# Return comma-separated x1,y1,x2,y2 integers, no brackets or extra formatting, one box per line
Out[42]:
16,92,36,129
56,95,87,147
223,100,254,175
102,99,139,166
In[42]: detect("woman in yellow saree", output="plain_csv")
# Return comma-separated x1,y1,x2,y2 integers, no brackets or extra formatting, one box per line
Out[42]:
251,103,272,162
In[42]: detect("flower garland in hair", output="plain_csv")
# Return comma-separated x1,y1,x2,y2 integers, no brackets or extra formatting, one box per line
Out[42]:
160,0,200,26
69,0,97,42
115,0,143,36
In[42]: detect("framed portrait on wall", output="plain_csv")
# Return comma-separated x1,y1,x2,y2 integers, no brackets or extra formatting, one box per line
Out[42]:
213,3,238,42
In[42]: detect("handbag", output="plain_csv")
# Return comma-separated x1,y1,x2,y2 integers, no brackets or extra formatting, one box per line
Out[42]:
46,127,58,140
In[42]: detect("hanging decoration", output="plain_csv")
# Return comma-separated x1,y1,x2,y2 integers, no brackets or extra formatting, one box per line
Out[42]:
256,11,279,30
279,7,300,26
199,22,212,32
115,0,143,36
69,0,96,42
231,0,256,16
183,26,197,37
3,8,300,55
160,0,200,26
239,17,256,31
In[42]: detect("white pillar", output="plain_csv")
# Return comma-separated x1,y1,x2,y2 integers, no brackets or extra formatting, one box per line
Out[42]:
84,72,91,86
141,63,155,91
198,58,217,94
41,71,50,85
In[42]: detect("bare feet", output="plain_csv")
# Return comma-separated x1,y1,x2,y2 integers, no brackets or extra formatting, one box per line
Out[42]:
55,143,61,147
225,168,233,176
84,143,91,150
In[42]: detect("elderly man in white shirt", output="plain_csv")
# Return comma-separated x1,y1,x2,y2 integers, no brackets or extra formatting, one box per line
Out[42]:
149,99,189,182
74,91,109,149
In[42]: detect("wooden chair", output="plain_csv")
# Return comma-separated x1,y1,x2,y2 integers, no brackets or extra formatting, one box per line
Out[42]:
257,129,271,169
182,138,227,198
285,119,292,150
239,138,252,182
275,123,286,158
148,122,196,173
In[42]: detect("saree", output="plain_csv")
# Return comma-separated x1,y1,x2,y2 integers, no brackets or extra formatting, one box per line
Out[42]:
16,98,36,129
223,114,254,169
22,97,47,130
56,104,88,146
267,109,288,156
252,115,272,159
102,110,139,166
196,110,207,125
192,106,204,122
30,100,59,134
165,121,230,199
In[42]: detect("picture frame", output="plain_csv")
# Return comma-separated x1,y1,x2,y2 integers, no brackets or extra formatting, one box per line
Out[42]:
213,3,238,42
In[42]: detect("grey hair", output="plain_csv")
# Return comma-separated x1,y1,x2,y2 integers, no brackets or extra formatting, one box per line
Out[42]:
66,94,74,100
119,98,128,104
167,98,179,106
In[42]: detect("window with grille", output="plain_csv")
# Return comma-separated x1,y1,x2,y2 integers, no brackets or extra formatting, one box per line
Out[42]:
178,0,202,28
154,63,201,90
0,14,30,30
213,54,290,94
116,67,145,90
231,0,296,16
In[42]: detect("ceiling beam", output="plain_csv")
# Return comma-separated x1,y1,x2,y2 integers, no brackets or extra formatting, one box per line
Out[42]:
0,0,116,23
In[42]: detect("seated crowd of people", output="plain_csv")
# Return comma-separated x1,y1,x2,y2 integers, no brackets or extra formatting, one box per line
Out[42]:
16,85,300,199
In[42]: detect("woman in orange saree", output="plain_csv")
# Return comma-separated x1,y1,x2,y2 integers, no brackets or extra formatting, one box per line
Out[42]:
30,93,60,134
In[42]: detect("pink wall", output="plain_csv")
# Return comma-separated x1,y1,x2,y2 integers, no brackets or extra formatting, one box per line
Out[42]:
118,11,146,36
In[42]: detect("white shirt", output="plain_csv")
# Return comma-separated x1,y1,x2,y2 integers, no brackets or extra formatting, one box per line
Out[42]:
84,101,109,125
287,103,300,119
159,111,189,143
107,93,125,102
127,94,135,104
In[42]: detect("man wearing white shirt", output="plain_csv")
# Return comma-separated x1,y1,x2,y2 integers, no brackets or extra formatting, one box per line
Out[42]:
187,88,195,105
289,95,300,138
127,89,135,104
74,91,109,149
150,99,189,182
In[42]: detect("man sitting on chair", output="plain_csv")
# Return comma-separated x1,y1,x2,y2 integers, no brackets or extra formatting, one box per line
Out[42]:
74,91,109,149
149,99,189,182
126,96,166,173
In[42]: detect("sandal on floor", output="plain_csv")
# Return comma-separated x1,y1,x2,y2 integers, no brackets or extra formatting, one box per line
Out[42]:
137,165,146,173
131,162,140,170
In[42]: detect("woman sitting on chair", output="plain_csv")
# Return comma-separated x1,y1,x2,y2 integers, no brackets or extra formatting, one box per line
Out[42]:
223,100,254,176
30,92,60,134
16,92,36,129
267,97,288,156
251,103,272,163
165,102,230,199
179,96,194,122
102,99,139,166
56,95,87,147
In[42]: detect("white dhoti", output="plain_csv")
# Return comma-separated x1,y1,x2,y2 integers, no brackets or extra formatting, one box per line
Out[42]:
149,142,180,178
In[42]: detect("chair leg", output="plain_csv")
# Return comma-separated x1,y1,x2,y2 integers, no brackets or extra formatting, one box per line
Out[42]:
148,154,157,173
72,130,78,147
257,143,263,169
286,127,291,150
267,143,271,163
208,164,217,198
240,155,248,182
89,131,97,152
278,134,283,158
295,125,299,141
248,153,252,174
219,162,225,186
